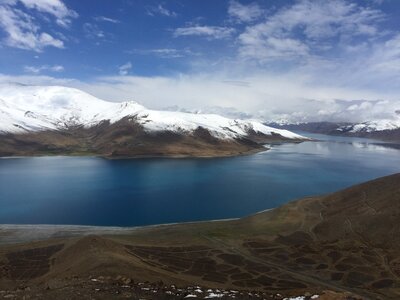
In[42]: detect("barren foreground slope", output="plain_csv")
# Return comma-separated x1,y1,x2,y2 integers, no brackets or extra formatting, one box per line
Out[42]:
0,174,399,299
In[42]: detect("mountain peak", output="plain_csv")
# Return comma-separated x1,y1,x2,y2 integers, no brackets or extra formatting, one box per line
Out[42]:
0,84,306,141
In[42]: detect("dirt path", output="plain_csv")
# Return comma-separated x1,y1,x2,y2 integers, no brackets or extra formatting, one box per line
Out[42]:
362,192,378,215
345,217,399,281
200,235,374,299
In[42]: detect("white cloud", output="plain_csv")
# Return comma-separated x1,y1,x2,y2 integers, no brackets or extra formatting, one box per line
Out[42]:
83,23,105,39
118,62,132,76
228,0,263,23
300,33,400,92
239,35,310,61
174,26,235,39
367,34,400,73
130,48,198,59
238,0,384,62
23,66,42,74
50,65,64,72
23,64,64,73
19,0,78,27
0,6,64,51
94,16,120,24
0,0,76,51
0,71,399,124
147,4,177,17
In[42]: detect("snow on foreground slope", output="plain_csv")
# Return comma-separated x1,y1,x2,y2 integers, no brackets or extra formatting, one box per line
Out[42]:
0,84,306,140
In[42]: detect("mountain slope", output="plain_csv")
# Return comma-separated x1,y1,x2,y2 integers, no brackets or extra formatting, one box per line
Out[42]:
0,174,399,299
0,84,307,157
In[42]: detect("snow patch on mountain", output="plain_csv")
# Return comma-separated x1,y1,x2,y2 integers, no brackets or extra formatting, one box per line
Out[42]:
0,84,306,140
340,119,400,133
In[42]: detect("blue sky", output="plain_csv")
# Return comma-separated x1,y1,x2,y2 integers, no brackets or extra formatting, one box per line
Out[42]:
0,0,400,122
1,0,242,78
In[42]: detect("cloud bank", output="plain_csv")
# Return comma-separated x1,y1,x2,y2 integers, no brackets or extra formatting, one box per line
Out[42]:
1,71,398,124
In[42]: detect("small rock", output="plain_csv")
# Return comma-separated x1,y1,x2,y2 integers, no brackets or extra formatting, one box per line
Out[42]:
46,279,65,290
122,292,132,298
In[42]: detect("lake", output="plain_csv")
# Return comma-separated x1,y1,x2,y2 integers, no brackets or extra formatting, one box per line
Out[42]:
0,133,399,226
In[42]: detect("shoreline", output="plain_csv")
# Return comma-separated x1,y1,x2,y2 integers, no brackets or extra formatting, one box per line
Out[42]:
0,216,240,230
0,216,243,245
0,207,277,245
0,139,310,160
0,147,269,160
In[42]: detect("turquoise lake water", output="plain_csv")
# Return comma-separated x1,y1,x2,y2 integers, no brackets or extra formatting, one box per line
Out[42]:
0,133,399,226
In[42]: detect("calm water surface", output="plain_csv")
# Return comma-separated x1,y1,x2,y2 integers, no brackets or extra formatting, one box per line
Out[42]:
0,133,399,226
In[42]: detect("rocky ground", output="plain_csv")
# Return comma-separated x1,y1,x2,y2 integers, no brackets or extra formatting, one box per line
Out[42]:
0,277,360,300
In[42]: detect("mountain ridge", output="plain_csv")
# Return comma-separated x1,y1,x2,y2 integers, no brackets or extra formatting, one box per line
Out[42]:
0,84,307,158
267,121,400,143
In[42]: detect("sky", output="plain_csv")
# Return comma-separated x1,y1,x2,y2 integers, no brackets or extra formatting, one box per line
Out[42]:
0,0,400,123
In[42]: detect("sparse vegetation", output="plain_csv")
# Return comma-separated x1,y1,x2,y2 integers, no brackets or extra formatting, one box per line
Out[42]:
1,174,399,299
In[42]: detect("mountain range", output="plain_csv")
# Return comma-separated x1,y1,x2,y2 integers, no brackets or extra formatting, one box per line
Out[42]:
0,84,306,158
268,120,400,143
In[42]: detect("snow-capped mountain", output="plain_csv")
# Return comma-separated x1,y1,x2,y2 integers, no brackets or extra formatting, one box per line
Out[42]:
268,119,400,143
0,84,307,158
0,84,303,140
337,119,400,133
163,105,254,120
